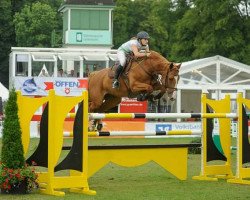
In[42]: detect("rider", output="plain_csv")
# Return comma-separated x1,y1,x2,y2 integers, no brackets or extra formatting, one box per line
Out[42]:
112,31,151,89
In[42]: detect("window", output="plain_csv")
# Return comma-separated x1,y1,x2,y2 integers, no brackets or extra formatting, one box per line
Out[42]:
71,9,109,30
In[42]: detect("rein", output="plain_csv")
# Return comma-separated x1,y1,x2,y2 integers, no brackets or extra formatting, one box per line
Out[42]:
132,56,179,92
136,58,152,78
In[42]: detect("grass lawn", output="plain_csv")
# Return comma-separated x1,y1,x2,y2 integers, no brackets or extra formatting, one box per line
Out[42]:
0,137,250,200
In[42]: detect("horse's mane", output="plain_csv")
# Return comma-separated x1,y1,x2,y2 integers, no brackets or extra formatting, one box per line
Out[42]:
149,51,171,70
150,50,163,58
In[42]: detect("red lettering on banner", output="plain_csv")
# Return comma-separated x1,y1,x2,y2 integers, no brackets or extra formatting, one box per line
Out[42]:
44,82,54,90
78,79,88,89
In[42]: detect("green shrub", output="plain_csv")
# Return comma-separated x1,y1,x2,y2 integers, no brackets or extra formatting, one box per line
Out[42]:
0,89,38,193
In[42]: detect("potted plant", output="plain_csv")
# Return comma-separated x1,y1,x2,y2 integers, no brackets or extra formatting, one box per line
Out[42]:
0,89,38,194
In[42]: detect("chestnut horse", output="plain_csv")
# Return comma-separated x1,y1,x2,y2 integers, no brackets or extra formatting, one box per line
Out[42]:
88,51,181,113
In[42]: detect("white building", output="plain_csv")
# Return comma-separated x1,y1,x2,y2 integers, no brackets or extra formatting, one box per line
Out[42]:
176,55,250,114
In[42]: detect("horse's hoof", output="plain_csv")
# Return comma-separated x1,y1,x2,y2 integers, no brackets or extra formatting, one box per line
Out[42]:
153,96,158,101
97,123,103,131
88,126,95,132
137,95,143,101
137,93,148,101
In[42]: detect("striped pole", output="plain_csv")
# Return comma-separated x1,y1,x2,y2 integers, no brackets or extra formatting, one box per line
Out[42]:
145,135,201,138
89,113,237,120
67,112,237,119
63,130,202,137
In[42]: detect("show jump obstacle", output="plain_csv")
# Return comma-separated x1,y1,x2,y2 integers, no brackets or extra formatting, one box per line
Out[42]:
18,90,95,196
16,90,250,196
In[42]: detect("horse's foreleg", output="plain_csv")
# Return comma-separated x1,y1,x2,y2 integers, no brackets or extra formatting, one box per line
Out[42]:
130,82,153,93
152,88,166,100
130,82,153,101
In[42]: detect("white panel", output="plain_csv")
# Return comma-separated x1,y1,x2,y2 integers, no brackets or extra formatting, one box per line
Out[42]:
32,54,56,62
83,54,109,61
17,54,29,62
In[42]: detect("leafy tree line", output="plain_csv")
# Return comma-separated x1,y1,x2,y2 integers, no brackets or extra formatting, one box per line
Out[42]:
0,0,249,88
0,0,62,88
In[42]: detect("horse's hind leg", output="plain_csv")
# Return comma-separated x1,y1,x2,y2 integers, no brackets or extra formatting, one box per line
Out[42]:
89,89,106,112
91,119,103,131
92,97,122,131
98,96,122,113
88,91,106,131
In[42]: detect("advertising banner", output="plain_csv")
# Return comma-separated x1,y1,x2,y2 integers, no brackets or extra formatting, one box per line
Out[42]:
119,97,147,121
13,77,88,96
145,122,202,132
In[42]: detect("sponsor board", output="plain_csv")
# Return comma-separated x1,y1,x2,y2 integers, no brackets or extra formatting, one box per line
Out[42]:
145,122,202,132
118,97,147,121
14,77,88,96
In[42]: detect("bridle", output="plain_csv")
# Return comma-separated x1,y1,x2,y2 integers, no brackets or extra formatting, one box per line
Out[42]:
165,68,179,93
134,57,179,91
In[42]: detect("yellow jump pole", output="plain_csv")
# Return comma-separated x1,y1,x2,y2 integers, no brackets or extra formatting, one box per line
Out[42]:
17,91,49,155
228,93,250,185
193,94,233,181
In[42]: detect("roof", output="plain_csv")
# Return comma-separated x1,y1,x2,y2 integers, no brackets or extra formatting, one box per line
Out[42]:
58,0,115,11
64,0,115,5
178,55,250,90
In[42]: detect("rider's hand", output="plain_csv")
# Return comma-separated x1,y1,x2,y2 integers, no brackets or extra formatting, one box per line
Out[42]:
146,52,151,57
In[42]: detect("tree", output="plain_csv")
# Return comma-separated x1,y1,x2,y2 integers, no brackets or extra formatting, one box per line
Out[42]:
113,0,131,48
141,0,191,60
171,0,249,64
14,2,58,47
0,0,16,88
236,0,250,64
1,89,25,169
139,0,172,56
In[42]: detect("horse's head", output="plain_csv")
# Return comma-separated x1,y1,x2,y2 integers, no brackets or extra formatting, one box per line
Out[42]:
147,51,181,101
165,62,181,101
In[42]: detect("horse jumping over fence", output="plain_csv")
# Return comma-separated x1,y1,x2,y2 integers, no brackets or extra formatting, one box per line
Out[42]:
88,50,181,115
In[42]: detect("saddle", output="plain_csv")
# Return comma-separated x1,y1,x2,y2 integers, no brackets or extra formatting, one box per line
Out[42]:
108,53,134,79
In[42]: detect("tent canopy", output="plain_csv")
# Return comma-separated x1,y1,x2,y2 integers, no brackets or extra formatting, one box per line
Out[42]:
0,82,9,101
179,55,250,90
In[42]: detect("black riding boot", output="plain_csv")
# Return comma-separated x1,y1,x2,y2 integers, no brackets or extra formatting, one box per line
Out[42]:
112,65,123,89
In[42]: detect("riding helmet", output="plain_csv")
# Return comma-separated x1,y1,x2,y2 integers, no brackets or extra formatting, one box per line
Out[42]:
137,31,150,39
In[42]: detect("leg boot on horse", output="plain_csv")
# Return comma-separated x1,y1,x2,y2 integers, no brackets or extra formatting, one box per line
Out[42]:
89,119,103,131
137,93,150,101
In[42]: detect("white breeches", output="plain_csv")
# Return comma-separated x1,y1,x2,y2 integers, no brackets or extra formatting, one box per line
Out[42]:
117,50,126,67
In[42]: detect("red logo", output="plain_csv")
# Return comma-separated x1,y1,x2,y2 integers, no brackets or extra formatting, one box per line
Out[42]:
65,88,70,94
